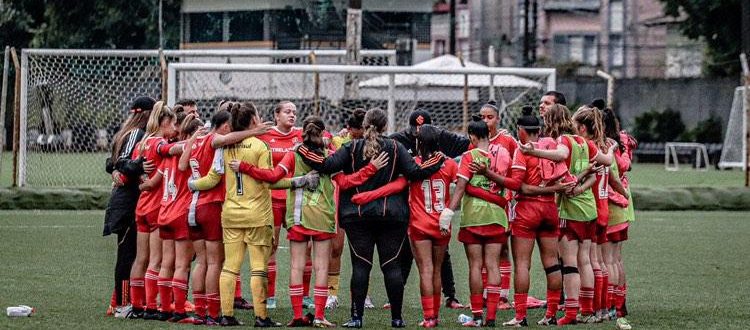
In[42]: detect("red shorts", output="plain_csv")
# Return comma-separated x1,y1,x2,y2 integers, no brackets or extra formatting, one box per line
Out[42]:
595,198,609,227
160,212,190,241
189,202,223,241
511,200,560,239
594,223,608,244
559,219,595,242
458,224,508,245
136,209,159,233
272,201,286,227
409,225,450,246
286,225,336,242
607,226,629,243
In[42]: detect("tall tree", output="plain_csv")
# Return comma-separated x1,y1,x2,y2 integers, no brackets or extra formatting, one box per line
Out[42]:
660,0,742,77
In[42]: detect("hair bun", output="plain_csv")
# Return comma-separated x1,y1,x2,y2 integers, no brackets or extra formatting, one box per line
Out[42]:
522,105,533,116
487,100,497,106
471,114,483,122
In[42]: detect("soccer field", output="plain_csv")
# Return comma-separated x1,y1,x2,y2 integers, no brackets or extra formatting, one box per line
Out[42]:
0,211,747,329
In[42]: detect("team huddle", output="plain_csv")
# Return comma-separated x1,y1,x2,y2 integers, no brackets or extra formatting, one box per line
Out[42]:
102,91,636,328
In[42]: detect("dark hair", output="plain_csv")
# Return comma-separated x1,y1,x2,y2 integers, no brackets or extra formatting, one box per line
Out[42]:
544,91,567,106
172,104,185,114
347,108,366,129
572,105,605,149
363,108,387,159
467,114,490,139
111,110,151,160
590,98,606,110
302,116,326,151
210,110,232,129
225,101,258,131
602,108,625,153
177,99,197,107
481,99,499,114
542,104,575,139
416,124,441,158
516,105,541,134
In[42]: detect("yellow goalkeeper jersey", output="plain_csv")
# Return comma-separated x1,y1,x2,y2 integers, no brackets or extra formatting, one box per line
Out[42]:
192,136,273,229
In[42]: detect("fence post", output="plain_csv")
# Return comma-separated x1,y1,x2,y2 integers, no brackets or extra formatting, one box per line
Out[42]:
459,53,469,133
488,46,496,101
310,51,320,116
160,49,168,103
740,53,750,187
11,48,22,187
387,73,395,134
167,63,176,107
0,46,9,180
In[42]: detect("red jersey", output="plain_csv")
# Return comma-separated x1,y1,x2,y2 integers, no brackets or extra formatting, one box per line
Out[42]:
258,127,302,201
591,141,611,226
489,131,518,158
409,158,458,235
559,135,599,168
188,132,225,205
134,136,170,216
510,138,561,203
158,150,192,225
457,146,512,195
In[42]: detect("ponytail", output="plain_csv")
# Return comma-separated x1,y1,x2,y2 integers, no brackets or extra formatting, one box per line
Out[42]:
362,108,387,160
572,106,605,149
302,116,326,151
179,113,203,140
145,101,174,136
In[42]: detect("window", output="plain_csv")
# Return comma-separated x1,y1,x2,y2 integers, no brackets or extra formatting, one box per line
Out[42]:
434,39,446,56
610,0,624,33
188,12,224,43
228,11,265,41
553,35,570,62
609,34,624,67
553,34,597,65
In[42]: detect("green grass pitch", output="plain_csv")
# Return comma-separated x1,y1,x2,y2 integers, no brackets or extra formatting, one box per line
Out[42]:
0,210,748,329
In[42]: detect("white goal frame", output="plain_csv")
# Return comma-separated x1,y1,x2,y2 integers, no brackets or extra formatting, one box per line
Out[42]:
718,87,747,169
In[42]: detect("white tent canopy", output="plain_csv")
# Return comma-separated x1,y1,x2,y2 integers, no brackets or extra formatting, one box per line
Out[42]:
359,54,543,89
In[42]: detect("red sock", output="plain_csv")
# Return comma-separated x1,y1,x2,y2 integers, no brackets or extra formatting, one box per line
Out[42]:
121,280,130,307
545,289,561,318
607,283,616,309
420,295,435,320
172,278,189,314
109,288,117,307
615,286,626,317
193,291,206,317
481,267,488,290
593,269,603,311
206,293,221,319
558,298,578,324
600,269,609,311
314,286,327,320
514,293,528,320
303,261,313,297
485,285,500,321
433,294,441,319
268,261,277,298
145,269,159,310
499,260,512,301
158,277,173,312
580,287,595,315
470,294,484,318
623,282,628,300
130,277,145,309
234,276,242,299
289,284,304,319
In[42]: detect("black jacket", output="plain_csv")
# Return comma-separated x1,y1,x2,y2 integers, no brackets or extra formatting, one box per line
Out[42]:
103,129,145,236
298,138,444,225
389,127,470,158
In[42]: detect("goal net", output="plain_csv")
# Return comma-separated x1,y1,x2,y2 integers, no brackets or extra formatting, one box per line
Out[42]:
18,49,395,187
718,87,747,169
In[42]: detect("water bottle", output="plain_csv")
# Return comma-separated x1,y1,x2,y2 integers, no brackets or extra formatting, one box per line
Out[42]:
457,313,473,324
6,305,34,317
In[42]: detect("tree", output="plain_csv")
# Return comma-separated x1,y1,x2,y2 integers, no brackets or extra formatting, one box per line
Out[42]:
660,0,742,77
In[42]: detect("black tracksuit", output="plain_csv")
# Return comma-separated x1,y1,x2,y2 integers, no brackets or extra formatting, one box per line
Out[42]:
103,128,145,306
299,138,443,321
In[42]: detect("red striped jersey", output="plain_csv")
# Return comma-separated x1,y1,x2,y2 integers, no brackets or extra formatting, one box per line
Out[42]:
258,127,302,201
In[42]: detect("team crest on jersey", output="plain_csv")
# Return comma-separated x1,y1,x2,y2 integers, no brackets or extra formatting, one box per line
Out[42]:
292,137,299,144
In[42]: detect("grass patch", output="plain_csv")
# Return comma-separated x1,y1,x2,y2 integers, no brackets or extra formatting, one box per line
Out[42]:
0,210,748,329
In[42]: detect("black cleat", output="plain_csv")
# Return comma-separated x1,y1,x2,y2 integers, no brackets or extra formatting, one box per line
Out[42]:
234,297,254,310
219,315,244,326
342,318,363,328
156,311,173,321
483,319,496,327
142,309,160,320
254,316,282,327
127,307,144,319
391,319,407,328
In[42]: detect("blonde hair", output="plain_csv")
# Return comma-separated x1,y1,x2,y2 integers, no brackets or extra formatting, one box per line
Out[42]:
145,101,175,136
362,108,387,159
542,104,575,139
572,105,606,149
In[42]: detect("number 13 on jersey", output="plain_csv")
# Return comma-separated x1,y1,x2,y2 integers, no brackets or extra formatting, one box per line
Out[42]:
421,179,446,214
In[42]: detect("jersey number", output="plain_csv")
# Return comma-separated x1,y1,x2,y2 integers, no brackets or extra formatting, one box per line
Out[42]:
162,168,177,202
597,167,609,199
421,179,446,213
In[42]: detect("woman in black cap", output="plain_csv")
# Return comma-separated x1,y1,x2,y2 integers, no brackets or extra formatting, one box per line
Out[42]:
103,96,156,317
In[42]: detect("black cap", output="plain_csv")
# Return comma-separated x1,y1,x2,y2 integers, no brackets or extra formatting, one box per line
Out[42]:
129,96,156,113
409,109,432,127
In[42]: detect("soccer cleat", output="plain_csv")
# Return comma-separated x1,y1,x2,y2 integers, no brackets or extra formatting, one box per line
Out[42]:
556,316,577,326
536,316,557,326
608,308,617,320
445,297,466,309
502,317,528,327
418,318,438,328
155,310,173,321
484,319,497,327
364,295,375,309
105,305,115,316
286,318,312,327
114,305,132,319
577,314,598,324
461,317,483,327
204,316,221,326
168,312,197,324
192,316,206,325
303,296,315,309
126,307,144,319
497,301,513,311
234,297,253,309
142,309,160,320
266,297,277,309
313,318,337,328
219,315,243,326
526,296,546,309
325,295,339,309
383,302,392,309
342,318,363,328
616,317,632,330
391,319,406,328
255,316,282,327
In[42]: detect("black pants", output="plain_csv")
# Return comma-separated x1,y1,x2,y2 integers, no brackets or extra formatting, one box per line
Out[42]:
399,243,458,299
113,220,137,306
343,220,408,321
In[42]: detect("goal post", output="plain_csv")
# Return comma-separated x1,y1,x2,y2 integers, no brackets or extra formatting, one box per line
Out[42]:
16,48,396,187
718,87,747,170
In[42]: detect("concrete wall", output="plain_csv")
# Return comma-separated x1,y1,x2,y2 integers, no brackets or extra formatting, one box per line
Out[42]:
557,77,740,131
